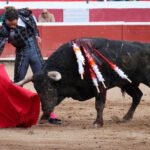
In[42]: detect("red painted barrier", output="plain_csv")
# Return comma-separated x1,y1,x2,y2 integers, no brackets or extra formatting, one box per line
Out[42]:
90,9,150,22
1,24,150,58
123,25,150,42
40,25,122,56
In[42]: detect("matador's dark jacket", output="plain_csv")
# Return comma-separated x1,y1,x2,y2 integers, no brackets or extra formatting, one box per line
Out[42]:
0,8,41,53
0,8,44,81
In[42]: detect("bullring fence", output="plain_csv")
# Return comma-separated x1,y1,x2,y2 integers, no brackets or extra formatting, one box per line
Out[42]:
0,1,150,59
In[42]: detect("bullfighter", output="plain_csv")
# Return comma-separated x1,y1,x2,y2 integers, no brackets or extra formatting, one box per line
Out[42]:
0,8,61,124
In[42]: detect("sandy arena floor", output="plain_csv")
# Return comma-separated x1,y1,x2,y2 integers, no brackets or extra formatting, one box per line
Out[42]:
0,63,150,150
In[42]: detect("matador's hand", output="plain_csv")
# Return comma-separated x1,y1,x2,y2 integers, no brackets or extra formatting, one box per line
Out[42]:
36,36,42,45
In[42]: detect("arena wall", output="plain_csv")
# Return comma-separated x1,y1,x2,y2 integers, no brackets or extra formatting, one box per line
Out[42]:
1,2,150,60
1,22,150,60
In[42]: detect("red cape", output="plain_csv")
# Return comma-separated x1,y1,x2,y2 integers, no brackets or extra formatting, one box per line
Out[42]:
0,65,40,128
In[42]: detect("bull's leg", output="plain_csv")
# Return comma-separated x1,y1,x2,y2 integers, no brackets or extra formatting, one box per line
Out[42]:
122,84,143,120
39,110,52,124
41,110,52,120
93,90,106,127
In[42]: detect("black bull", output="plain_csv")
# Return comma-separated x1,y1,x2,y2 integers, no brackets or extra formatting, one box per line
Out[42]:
18,37,150,127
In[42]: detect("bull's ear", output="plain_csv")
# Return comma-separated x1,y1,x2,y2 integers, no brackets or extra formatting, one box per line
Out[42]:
48,71,62,81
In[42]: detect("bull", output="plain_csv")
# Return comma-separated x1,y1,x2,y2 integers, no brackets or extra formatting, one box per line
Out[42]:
17,37,150,127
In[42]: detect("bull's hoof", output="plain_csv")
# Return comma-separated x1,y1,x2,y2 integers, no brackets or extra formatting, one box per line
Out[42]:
93,121,103,128
123,114,133,121
38,113,50,124
93,123,103,128
49,118,62,125
40,113,50,120
39,119,48,124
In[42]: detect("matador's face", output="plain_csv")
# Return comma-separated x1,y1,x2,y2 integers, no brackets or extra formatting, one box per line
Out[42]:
6,19,18,29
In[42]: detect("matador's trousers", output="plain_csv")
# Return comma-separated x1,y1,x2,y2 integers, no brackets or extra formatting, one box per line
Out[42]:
14,36,44,82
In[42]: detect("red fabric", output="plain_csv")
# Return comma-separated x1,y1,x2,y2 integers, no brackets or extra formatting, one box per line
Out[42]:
0,65,40,128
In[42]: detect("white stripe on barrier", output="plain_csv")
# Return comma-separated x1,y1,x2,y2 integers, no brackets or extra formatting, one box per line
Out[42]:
1,21,150,26
0,57,48,61
36,22,150,26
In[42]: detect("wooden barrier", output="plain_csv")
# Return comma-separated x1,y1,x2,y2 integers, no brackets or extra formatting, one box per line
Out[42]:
1,22,150,59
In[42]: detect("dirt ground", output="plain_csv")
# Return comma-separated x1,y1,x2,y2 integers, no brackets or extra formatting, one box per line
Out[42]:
0,63,150,150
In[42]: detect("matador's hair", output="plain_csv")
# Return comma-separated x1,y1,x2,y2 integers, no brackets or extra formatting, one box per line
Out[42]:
5,8,18,21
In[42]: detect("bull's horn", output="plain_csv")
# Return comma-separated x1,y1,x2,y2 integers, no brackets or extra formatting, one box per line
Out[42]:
48,71,61,81
15,75,33,86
